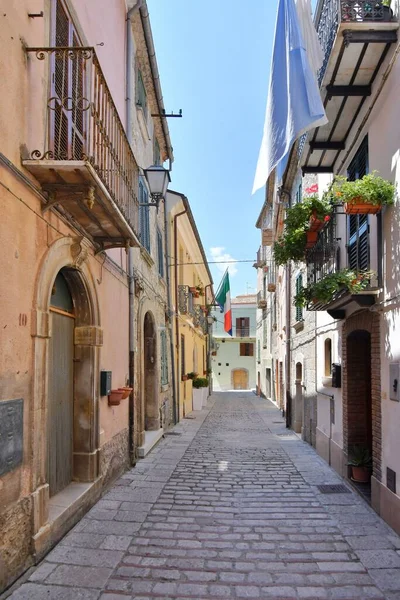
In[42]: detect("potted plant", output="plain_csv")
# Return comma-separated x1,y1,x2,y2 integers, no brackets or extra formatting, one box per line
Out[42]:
348,446,372,482
294,269,375,308
108,389,124,406
189,286,200,298
195,284,204,296
192,376,206,410
186,372,198,380
267,283,276,292
182,374,188,381
274,195,332,265
332,172,396,214
382,0,393,21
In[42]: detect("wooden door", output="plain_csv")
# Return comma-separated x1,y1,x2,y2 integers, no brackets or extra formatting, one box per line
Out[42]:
48,311,74,496
233,369,248,390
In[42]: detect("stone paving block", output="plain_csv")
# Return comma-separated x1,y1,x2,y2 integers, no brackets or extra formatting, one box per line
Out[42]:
59,533,106,549
369,568,400,591
46,564,113,588
28,562,58,582
356,549,400,569
46,546,124,568
99,535,132,551
9,584,100,599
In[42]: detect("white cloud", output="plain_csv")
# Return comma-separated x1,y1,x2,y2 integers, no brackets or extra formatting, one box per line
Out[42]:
209,247,238,277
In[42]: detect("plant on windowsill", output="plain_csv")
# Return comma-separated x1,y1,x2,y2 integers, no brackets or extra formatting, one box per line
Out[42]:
294,269,375,308
332,171,396,215
273,195,332,265
348,446,372,483
186,372,198,380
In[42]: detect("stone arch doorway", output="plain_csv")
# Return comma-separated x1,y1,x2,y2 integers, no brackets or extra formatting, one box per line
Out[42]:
232,368,249,390
31,237,101,537
144,311,159,431
346,330,372,461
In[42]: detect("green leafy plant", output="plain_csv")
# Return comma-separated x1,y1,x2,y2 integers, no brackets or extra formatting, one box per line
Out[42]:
294,269,375,307
186,372,198,380
274,195,332,265
332,171,396,207
192,377,209,388
382,0,391,7
347,446,372,468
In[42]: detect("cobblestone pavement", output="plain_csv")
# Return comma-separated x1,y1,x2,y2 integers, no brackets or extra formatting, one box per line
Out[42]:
6,392,400,599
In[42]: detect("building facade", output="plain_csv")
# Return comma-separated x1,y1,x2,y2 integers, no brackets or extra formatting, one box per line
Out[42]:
256,0,400,535
211,295,257,391
0,0,175,590
166,190,213,419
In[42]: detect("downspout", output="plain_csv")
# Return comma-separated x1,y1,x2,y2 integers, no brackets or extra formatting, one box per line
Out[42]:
204,283,213,393
126,0,142,465
164,203,178,424
173,207,188,422
285,263,292,428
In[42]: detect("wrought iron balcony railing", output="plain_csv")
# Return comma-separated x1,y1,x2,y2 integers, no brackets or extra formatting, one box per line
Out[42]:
306,211,340,288
235,327,251,338
193,306,208,334
25,47,139,239
178,285,195,316
315,1,395,85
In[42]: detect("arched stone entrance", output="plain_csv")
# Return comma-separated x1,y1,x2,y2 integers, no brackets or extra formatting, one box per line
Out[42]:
144,311,159,431
31,237,101,544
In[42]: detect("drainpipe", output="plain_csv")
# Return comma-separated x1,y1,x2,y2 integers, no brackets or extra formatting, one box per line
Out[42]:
164,203,178,424
285,263,292,428
173,207,188,422
126,0,142,465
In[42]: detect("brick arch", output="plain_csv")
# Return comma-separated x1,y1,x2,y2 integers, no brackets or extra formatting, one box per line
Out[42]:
342,311,381,481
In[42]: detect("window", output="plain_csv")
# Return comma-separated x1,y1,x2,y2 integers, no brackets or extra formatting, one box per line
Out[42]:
324,338,332,377
52,0,84,160
295,274,303,322
139,179,150,253
240,343,254,357
154,138,161,166
157,229,164,277
348,137,369,272
236,317,250,337
136,69,147,118
160,329,168,385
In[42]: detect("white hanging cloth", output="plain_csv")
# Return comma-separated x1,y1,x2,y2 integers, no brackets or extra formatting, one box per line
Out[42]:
295,0,324,78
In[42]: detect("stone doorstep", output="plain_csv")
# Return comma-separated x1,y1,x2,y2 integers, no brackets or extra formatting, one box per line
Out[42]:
33,478,102,562
137,428,164,458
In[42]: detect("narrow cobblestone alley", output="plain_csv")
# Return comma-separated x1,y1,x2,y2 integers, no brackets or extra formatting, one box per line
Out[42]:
6,393,400,600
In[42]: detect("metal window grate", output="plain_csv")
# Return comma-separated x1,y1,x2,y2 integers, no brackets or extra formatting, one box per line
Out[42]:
317,484,351,494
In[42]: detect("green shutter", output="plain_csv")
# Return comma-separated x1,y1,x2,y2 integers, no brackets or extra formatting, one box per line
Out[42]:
157,229,164,277
296,275,303,322
139,180,150,253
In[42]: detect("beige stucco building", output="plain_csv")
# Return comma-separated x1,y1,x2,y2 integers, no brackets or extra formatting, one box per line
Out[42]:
0,0,173,590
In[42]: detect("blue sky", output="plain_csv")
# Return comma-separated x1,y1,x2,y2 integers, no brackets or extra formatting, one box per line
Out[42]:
148,0,317,297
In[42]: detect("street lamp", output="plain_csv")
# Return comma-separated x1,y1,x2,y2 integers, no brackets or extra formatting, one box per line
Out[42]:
142,164,171,209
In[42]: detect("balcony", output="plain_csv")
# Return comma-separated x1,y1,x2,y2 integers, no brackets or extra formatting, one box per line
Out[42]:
254,246,267,268
23,47,140,251
193,306,208,334
301,0,398,174
305,209,378,317
178,285,195,316
257,290,267,309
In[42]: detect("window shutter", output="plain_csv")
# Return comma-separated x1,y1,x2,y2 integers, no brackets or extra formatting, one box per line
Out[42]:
157,229,164,277
139,180,150,253
296,275,303,322
347,137,369,272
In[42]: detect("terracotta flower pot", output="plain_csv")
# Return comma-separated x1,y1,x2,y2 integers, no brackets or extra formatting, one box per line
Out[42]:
306,231,318,249
118,387,133,400
267,283,276,292
182,375,188,381
108,389,124,406
351,466,371,483
309,213,330,232
344,197,381,215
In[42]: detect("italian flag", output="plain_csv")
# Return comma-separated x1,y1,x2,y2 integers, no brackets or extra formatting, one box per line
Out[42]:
215,271,232,336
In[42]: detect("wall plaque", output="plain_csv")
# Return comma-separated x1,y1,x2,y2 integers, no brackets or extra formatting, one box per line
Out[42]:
0,399,23,477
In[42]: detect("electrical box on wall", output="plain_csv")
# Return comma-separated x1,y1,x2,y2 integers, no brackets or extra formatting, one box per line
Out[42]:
389,363,400,401
332,363,341,388
100,371,112,396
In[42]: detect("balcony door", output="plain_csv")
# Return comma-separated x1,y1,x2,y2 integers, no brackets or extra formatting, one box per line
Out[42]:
50,0,86,160
348,137,370,272
236,317,249,338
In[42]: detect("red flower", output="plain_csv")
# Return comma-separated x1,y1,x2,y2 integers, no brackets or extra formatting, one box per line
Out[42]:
324,215,331,222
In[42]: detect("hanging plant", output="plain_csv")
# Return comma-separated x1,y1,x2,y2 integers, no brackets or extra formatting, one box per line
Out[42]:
332,171,396,214
274,195,332,265
294,269,375,308
195,284,204,296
